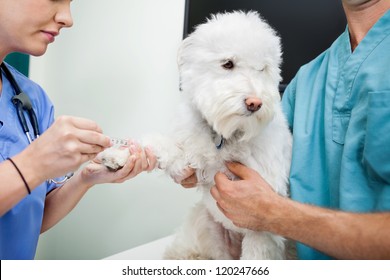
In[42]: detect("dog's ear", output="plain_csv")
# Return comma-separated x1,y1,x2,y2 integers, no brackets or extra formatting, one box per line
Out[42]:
177,36,193,92
177,36,193,73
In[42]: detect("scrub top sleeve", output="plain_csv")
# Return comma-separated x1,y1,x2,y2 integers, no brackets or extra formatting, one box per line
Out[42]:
281,78,297,131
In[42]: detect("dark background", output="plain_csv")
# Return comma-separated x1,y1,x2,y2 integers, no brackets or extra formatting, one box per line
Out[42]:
183,0,347,90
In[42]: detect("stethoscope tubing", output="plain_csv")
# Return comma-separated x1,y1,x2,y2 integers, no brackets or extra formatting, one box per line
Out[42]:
1,62,73,186
1,63,40,141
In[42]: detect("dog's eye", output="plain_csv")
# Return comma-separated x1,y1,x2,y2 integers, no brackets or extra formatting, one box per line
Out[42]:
257,66,266,72
222,60,234,70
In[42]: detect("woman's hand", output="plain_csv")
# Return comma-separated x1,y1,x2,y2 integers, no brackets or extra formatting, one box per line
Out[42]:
18,115,111,185
80,140,157,186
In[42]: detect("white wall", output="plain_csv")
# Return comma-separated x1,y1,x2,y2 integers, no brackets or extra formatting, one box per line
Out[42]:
32,0,201,259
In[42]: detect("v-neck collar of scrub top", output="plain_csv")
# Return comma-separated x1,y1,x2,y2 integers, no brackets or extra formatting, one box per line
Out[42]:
332,10,390,145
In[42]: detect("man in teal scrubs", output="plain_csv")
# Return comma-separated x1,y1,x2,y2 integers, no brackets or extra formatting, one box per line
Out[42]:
210,0,390,259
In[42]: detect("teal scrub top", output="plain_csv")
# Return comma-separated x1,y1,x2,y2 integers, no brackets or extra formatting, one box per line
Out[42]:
282,11,390,259
0,63,58,259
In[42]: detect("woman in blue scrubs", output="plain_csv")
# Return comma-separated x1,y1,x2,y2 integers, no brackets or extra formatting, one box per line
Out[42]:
210,0,390,259
0,0,156,259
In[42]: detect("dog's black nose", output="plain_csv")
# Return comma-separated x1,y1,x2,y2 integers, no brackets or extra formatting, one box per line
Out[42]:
245,97,262,112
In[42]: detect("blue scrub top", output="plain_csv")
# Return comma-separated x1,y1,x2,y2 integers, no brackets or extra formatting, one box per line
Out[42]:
0,63,57,259
282,11,390,259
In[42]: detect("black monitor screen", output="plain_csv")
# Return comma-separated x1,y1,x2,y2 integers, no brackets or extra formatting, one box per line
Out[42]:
183,0,347,89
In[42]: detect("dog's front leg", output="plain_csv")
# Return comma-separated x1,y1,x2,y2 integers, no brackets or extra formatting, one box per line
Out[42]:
141,134,190,178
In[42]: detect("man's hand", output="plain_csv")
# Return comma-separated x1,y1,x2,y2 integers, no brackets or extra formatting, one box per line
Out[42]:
173,167,198,188
211,162,281,231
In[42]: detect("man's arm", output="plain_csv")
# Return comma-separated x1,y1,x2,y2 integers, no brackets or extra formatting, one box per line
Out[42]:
269,197,390,259
211,162,390,259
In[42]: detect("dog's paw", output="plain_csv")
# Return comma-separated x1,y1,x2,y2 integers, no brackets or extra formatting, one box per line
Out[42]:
97,147,130,171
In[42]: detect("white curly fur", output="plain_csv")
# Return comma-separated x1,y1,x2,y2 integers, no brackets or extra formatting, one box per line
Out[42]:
102,11,292,259
145,11,292,260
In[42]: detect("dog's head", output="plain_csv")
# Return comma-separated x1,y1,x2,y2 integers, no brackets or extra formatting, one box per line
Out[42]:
178,11,282,141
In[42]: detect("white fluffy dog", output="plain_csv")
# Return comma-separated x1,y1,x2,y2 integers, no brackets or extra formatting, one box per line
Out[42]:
103,11,292,259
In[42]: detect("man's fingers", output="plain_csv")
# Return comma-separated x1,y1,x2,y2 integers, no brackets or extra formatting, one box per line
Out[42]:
214,171,230,188
180,172,197,188
225,162,259,180
210,185,221,201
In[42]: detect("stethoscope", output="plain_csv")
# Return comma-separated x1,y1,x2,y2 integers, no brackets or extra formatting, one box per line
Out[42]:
1,62,73,186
